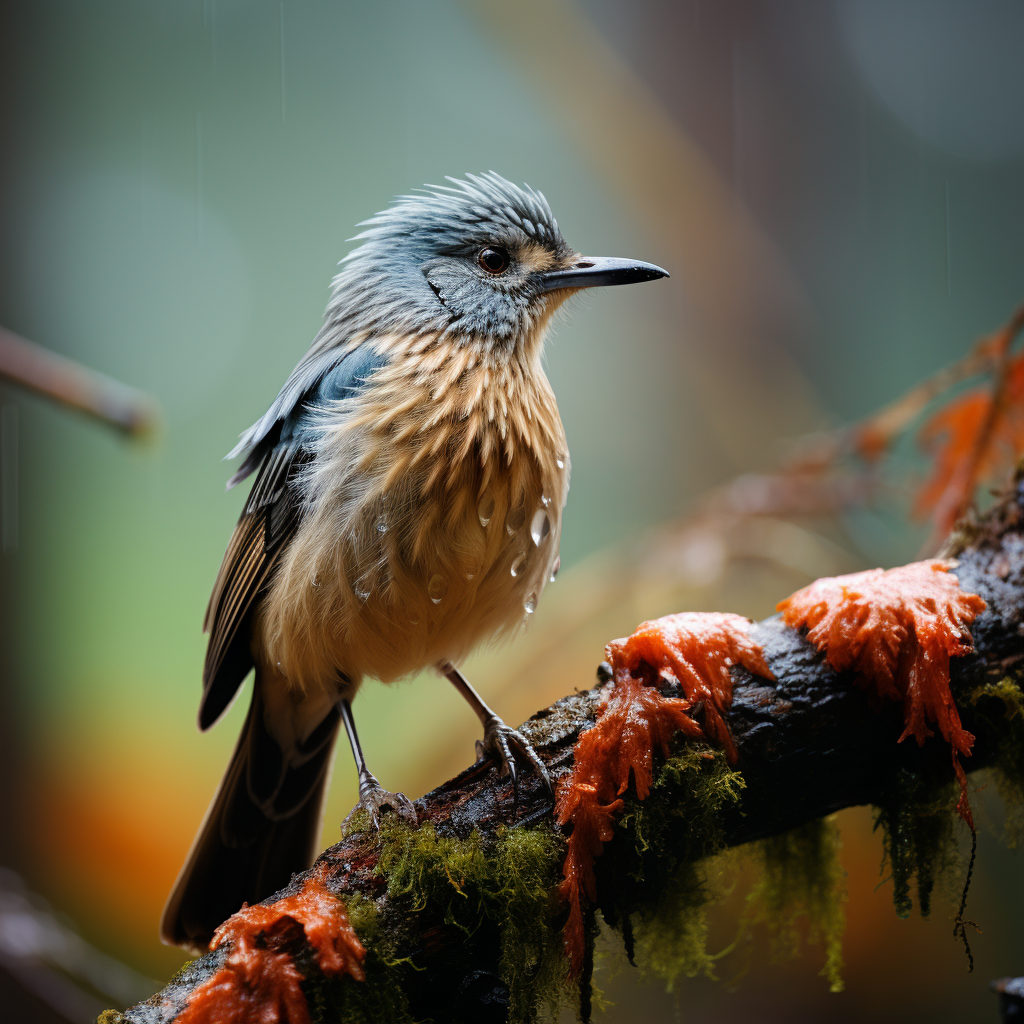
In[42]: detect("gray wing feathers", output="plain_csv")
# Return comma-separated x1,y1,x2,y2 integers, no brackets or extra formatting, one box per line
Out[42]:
225,338,388,482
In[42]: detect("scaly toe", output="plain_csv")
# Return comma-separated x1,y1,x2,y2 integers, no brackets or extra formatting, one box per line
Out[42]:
480,717,553,797
346,775,418,828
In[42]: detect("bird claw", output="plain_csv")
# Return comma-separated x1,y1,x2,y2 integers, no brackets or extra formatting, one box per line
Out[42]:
476,716,553,798
345,772,417,829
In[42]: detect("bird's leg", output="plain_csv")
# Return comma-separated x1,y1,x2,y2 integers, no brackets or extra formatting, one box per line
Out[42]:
440,662,553,797
339,698,417,827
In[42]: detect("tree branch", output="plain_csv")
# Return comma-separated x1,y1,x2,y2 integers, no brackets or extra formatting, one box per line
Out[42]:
0,326,158,437
111,477,1024,1024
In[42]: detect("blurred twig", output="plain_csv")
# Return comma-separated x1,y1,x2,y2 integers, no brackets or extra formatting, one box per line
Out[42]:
0,868,156,1023
0,326,159,438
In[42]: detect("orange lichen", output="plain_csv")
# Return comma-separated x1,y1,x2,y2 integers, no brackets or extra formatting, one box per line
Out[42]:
606,612,775,762
777,560,986,826
177,865,365,1024
556,612,773,974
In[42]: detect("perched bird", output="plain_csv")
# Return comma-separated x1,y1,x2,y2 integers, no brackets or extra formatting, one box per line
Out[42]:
160,173,668,952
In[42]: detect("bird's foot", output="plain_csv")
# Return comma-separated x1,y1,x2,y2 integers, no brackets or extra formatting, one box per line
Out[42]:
345,770,417,829
475,716,553,797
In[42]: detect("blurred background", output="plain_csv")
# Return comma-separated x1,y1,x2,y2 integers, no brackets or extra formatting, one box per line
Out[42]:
0,0,1023,1020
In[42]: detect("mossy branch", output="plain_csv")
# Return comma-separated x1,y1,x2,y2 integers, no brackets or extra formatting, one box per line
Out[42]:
112,477,1024,1024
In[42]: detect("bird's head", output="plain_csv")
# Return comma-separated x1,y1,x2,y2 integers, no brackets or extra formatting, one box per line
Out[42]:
327,172,668,355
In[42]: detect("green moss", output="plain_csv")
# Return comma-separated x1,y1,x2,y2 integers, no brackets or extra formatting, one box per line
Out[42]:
972,677,1024,847
741,818,847,992
875,765,963,919
601,747,746,990
369,818,571,1023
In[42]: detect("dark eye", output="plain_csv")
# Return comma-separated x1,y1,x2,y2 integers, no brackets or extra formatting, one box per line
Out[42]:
477,247,510,274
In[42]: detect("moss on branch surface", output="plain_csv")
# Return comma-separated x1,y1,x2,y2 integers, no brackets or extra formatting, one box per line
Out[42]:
111,480,1024,1024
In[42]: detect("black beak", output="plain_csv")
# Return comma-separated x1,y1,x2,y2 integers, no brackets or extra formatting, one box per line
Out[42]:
536,255,669,294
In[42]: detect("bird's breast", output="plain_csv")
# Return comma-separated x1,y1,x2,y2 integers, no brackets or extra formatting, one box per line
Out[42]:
255,337,570,692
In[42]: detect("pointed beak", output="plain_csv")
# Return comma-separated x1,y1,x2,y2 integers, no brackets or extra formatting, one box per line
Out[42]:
535,256,669,294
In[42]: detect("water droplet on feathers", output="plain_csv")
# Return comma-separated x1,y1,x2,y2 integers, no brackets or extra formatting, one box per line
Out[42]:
375,515,388,534
511,552,526,577
354,575,372,602
478,493,495,527
524,592,537,614
428,574,448,603
540,493,551,508
549,556,561,582
555,457,565,470
530,509,550,546
506,505,526,536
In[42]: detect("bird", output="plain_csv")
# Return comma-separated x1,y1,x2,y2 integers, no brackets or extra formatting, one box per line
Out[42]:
160,172,668,953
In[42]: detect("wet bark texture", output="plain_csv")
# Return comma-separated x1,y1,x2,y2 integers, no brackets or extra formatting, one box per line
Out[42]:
118,478,1024,1024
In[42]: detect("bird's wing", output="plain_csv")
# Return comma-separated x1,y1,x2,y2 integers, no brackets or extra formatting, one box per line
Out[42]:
198,345,390,730
226,337,386,485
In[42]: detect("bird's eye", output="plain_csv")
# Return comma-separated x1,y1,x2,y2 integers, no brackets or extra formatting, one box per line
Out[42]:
477,247,510,275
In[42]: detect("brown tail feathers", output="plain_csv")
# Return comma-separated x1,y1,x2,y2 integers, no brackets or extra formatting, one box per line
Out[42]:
160,681,340,953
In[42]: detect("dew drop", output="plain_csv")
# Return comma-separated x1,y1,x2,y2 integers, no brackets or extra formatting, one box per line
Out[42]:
478,493,495,528
506,505,526,536
549,555,561,583
530,508,550,546
524,592,537,614
428,574,448,604
510,552,527,577
353,574,372,602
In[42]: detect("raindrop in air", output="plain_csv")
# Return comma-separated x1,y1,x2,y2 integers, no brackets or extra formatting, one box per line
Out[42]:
506,505,526,536
530,509,550,546
478,493,495,528
428,574,448,604
524,592,537,614
510,552,527,577
549,556,561,583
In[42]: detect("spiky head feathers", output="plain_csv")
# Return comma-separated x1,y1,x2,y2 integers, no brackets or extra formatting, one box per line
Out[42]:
326,173,577,349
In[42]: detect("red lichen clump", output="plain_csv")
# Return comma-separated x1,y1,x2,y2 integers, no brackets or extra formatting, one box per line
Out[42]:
177,865,365,1024
777,560,986,827
605,612,775,762
556,612,774,974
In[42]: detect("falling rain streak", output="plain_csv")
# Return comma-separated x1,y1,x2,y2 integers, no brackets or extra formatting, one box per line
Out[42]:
280,3,286,123
195,112,203,247
2,405,17,553
945,181,952,297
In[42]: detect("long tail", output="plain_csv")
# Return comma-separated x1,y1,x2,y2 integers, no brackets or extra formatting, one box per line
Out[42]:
160,680,341,953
